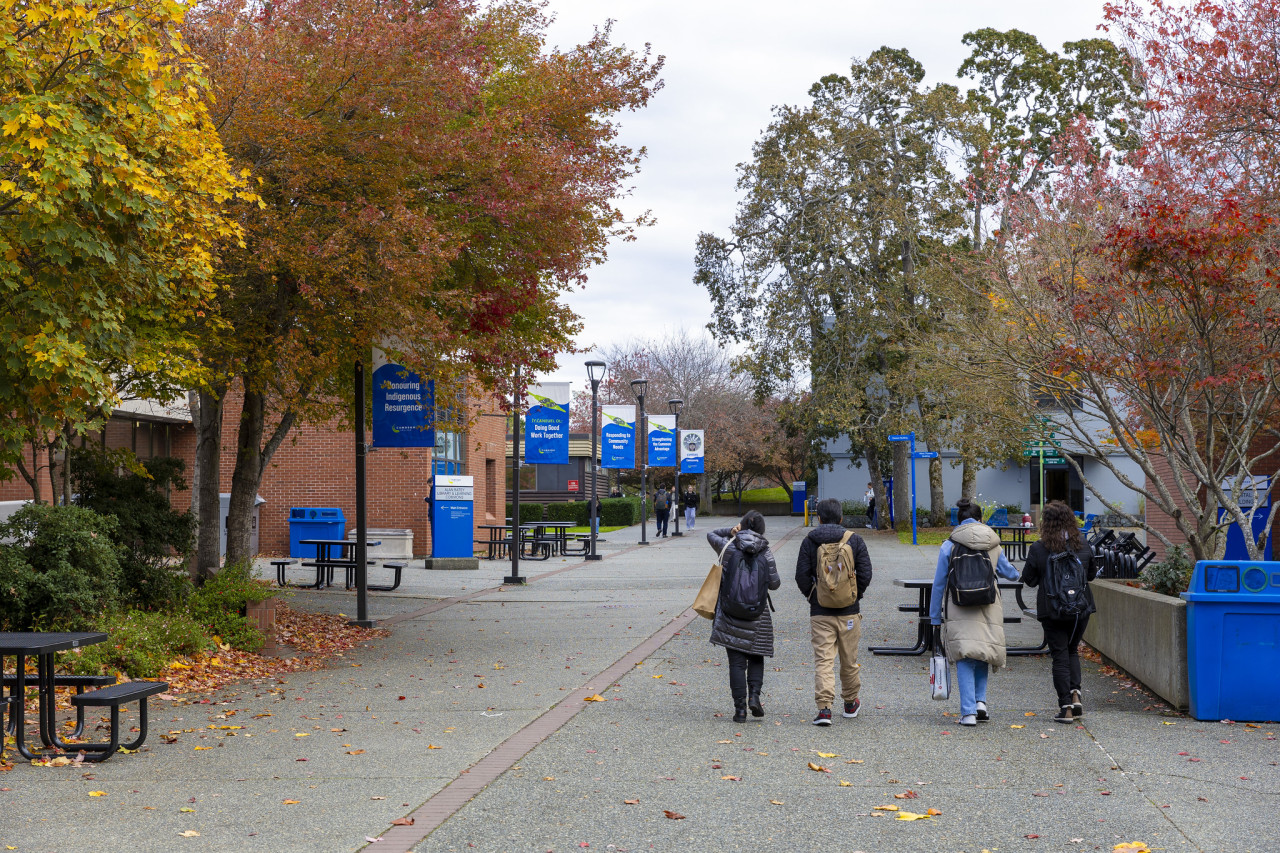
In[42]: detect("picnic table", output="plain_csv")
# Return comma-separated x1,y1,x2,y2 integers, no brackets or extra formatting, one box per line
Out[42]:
296,538,381,589
476,522,588,560
990,524,1032,561
1,631,167,762
867,578,1048,657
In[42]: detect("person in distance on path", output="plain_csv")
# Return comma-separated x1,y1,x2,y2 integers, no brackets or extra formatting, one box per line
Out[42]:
653,485,670,537
930,499,1021,726
707,511,781,723
796,498,873,726
683,485,700,529
1020,500,1098,723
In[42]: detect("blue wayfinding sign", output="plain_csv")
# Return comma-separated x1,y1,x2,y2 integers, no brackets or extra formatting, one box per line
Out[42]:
431,475,473,558
524,382,570,465
648,415,677,467
601,405,636,469
372,362,434,448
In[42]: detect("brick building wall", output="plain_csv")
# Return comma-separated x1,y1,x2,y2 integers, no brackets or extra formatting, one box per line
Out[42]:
1,388,507,558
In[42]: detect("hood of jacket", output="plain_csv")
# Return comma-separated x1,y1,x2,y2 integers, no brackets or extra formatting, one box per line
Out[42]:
734,529,769,555
805,523,850,545
950,520,1000,551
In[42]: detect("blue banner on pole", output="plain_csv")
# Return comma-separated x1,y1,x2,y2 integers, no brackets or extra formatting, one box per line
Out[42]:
680,429,705,474
524,382,570,465
372,362,434,448
601,405,635,469
648,415,677,467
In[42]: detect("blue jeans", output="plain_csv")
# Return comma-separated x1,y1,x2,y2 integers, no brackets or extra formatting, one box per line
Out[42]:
955,658,989,717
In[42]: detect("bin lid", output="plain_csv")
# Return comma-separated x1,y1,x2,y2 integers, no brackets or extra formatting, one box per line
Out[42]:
1182,560,1280,602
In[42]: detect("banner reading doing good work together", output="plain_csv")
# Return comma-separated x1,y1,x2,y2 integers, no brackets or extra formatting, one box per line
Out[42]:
524,382,570,465
680,429,705,473
371,350,434,449
600,405,636,469
647,415,677,467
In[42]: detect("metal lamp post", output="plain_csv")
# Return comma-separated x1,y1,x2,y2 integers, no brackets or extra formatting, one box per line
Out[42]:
585,359,607,561
631,378,649,546
669,398,683,536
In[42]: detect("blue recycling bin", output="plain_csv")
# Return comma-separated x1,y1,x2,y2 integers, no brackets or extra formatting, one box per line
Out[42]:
1181,560,1280,721
288,507,346,558
791,482,807,515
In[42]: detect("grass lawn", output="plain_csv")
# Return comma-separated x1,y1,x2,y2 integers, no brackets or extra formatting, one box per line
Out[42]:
566,525,627,534
895,526,1042,547
719,486,790,504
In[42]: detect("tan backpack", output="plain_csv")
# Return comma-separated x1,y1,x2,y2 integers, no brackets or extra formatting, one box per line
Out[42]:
813,531,858,608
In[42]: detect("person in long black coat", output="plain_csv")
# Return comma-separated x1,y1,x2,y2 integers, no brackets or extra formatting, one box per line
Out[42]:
707,510,781,723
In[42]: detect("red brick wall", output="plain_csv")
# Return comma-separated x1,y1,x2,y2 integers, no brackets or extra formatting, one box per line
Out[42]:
1,388,506,558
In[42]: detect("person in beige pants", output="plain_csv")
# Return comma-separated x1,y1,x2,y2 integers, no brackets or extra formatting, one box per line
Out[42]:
795,498,874,725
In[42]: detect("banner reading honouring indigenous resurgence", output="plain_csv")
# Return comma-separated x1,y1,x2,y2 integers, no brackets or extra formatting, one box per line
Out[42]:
524,382,570,465
371,351,434,448
680,429,705,474
600,405,636,469
647,415,676,467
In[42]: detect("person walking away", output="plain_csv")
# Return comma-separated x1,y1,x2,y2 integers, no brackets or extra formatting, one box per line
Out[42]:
654,486,670,537
590,496,602,536
796,498,873,725
683,486,700,529
930,499,1021,726
865,483,877,529
1020,500,1098,723
707,511,781,722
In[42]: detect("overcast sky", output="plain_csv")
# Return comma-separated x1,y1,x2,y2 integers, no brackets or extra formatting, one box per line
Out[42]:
537,0,1113,387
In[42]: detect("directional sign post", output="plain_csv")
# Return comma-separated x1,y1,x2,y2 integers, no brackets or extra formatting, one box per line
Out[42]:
888,432,919,545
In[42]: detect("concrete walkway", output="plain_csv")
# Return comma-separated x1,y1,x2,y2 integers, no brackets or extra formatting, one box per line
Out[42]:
2,518,1276,852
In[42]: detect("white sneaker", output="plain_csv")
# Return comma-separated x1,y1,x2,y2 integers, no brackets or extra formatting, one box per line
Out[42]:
975,701,989,722
959,714,977,726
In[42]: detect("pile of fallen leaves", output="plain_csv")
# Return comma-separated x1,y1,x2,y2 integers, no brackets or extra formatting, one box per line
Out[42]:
155,603,388,699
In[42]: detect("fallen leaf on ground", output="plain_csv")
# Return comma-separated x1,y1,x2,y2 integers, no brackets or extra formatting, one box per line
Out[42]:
815,751,840,758
721,775,741,781
770,800,783,805
624,799,639,805
179,807,194,813
838,780,852,787
895,811,930,820
1114,845,1150,852
283,799,300,805
1025,712,1037,717
894,790,919,799
391,817,414,826
179,831,200,838
346,750,365,755
426,745,441,749
1025,834,1041,839
583,695,606,702
845,759,864,764
663,810,685,820
807,762,829,772
927,808,942,816
872,805,899,811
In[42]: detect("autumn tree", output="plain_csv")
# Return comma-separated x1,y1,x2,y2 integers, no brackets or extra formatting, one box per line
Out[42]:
0,0,247,502
186,0,662,575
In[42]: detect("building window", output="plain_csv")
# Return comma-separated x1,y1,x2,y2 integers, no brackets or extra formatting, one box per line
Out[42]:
434,429,466,476
485,459,497,517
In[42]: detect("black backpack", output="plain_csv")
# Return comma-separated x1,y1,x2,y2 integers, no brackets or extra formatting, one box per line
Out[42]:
721,550,770,620
655,490,668,511
947,540,998,607
1041,550,1094,619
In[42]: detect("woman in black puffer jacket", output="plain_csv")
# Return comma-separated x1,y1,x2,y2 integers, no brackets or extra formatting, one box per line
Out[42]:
707,511,781,723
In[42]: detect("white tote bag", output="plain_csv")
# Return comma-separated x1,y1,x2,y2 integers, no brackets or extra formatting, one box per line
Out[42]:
929,628,950,700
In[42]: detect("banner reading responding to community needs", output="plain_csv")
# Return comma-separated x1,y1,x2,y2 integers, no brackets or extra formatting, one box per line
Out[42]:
524,382,570,465
600,405,636,469
371,354,434,449
680,429,705,474
647,415,677,467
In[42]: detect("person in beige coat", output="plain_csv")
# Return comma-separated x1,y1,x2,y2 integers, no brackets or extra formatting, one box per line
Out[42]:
929,499,1021,725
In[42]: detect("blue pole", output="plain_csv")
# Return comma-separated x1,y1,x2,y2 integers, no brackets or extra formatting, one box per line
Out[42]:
909,432,917,546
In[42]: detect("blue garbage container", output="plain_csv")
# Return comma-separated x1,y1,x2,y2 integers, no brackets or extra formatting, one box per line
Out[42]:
288,507,346,558
791,482,807,515
1182,560,1280,721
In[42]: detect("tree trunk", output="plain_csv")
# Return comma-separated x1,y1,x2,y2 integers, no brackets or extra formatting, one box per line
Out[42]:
188,391,201,545
226,388,266,564
193,388,225,583
892,440,911,532
928,458,945,525
960,458,977,502
866,449,885,530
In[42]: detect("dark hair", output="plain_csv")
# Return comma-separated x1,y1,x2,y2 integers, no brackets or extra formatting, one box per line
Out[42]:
740,510,766,535
1039,500,1083,553
816,497,843,525
955,498,983,523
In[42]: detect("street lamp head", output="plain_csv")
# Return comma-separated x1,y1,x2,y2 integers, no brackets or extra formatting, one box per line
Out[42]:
585,359,607,385
630,378,648,401
668,398,683,415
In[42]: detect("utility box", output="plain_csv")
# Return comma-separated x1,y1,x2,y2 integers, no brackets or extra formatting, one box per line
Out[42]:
288,507,346,558
791,482,807,515
1182,560,1280,721
220,494,266,557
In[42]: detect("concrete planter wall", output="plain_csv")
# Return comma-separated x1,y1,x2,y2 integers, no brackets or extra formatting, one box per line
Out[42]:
1083,579,1189,710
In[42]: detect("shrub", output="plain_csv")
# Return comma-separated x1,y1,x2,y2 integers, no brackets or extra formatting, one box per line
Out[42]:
600,496,640,526
1139,545,1194,597
545,501,589,525
0,504,120,631
506,502,545,524
842,500,868,517
1002,503,1024,515
71,447,194,610
67,609,211,678
188,561,276,653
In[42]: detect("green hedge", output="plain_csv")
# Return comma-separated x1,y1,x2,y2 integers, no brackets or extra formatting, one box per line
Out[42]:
545,501,590,525
600,496,641,527
506,502,545,524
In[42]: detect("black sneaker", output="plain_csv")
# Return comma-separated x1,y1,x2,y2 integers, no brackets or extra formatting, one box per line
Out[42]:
1071,689,1083,718
975,701,989,722
812,708,833,726
843,699,861,718
1054,705,1075,724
